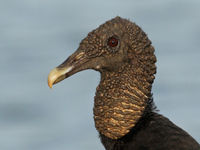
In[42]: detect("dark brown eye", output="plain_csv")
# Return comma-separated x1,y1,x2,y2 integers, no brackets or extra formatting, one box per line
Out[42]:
107,36,118,47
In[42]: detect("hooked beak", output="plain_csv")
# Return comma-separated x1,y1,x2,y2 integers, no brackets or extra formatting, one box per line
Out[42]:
48,51,89,88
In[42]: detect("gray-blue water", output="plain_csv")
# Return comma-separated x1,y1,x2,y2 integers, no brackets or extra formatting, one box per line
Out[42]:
0,0,200,150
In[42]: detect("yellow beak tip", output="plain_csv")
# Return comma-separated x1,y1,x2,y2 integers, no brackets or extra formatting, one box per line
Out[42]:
48,68,59,89
48,80,53,88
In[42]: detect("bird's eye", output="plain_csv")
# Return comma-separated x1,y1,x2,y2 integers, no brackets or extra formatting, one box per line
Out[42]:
107,36,118,47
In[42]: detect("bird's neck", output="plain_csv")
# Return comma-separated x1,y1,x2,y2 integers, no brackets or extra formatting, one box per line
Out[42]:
94,63,153,139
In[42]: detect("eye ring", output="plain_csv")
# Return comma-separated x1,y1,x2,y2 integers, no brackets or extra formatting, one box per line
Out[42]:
107,36,119,47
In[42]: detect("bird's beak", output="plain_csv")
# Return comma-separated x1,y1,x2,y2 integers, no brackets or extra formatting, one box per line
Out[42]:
48,50,89,88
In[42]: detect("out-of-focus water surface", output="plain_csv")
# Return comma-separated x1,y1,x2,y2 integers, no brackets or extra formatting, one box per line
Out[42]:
0,0,200,149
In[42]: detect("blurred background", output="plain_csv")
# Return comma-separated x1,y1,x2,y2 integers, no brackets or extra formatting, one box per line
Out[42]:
0,0,200,150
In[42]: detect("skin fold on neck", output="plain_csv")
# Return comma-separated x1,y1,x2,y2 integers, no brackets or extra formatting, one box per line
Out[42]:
93,61,153,139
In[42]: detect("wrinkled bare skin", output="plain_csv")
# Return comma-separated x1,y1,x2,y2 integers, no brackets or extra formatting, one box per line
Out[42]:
48,17,200,150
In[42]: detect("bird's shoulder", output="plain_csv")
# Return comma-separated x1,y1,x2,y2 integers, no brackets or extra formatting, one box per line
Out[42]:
119,112,200,150
100,112,200,150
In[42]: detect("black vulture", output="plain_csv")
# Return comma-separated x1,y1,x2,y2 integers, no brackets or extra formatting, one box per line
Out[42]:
48,17,200,150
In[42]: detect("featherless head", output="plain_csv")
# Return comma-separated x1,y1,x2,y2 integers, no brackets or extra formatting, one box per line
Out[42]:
48,17,156,88
48,16,157,139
